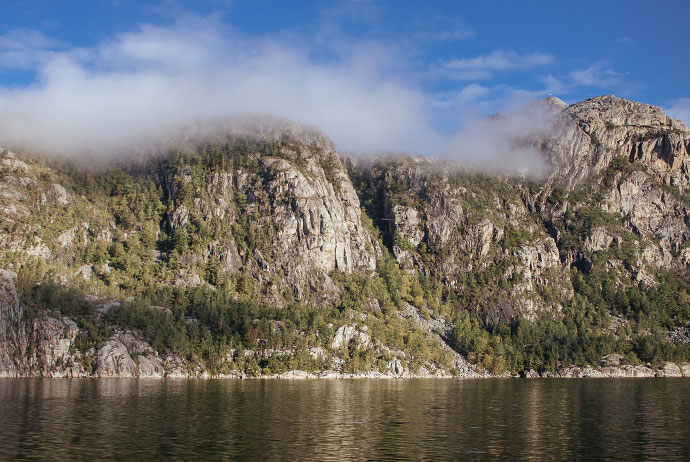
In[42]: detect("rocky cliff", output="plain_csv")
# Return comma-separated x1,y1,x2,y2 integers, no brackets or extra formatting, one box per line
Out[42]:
536,95,690,273
1,96,690,377
542,94,690,189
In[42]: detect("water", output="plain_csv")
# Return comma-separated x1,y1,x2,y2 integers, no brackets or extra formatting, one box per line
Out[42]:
0,378,688,461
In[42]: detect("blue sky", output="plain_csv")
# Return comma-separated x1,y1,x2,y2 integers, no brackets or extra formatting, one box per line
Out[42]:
0,0,688,156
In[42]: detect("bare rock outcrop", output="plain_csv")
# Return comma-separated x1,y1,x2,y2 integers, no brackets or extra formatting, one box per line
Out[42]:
1,271,85,377
331,324,373,351
655,362,682,377
46,183,69,206
93,330,165,378
161,129,380,304
28,313,85,377
681,363,690,377
536,95,690,270
389,205,424,247
545,94,690,190
603,170,689,259
537,364,656,378
262,150,378,275
584,227,621,253
0,270,26,377
399,302,477,376
353,154,573,321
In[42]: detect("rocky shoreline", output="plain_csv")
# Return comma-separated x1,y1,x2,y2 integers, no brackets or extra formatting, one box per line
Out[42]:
523,362,690,379
4,363,690,380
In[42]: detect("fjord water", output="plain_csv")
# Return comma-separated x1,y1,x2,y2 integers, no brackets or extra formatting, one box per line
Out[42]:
1,379,688,460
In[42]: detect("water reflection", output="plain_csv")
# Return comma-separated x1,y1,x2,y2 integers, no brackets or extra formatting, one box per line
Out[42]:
1,378,688,460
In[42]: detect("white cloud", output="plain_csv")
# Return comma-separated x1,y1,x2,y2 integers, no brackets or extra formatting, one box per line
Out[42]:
665,97,690,126
439,50,553,80
541,74,569,95
569,64,626,87
604,70,630,77
0,18,439,155
442,101,559,178
413,16,475,42
0,28,59,70
0,16,554,176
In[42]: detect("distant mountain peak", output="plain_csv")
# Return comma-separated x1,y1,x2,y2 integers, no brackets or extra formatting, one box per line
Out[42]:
542,96,567,110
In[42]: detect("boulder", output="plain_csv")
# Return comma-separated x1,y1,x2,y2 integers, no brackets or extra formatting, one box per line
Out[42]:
656,362,682,377
46,183,69,206
94,331,164,378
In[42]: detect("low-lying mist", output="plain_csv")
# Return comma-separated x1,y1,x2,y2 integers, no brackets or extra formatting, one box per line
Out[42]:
441,103,561,178
0,17,560,177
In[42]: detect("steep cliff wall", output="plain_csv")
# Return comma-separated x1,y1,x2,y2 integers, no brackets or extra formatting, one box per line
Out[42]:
543,94,690,190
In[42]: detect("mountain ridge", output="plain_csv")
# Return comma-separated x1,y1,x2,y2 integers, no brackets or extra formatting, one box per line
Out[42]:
1,94,690,378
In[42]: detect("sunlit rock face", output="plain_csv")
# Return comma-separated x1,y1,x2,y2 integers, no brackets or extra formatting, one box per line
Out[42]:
535,95,690,270
543,94,690,190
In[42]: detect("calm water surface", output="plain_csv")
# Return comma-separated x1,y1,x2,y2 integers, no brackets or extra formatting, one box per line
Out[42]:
0,378,689,460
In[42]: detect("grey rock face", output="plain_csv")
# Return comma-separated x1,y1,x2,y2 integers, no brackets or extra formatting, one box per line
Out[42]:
0,270,26,377
263,152,378,275
536,95,690,270
93,338,137,377
94,331,164,378
390,205,424,247
584,227,621,253
163,354,189,378
161,133,380,304
656,362,682,377
76,264,93,279
357,155,571,321
545,94,690,190
331,324,372,351
603,170,689,259
1,272,84,377
511,238,560,280
46,183,69,206
544,365,656,378
29,313,85,377
206,239,242,274
1,282,169,378
426,198,464,248
0,150,29,174
399,302,477,376
680,363,690,377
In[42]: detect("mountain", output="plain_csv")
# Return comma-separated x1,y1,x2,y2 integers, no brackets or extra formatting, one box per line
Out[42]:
1,95,690,378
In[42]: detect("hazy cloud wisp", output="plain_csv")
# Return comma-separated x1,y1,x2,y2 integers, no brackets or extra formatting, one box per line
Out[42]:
441,102,558,178
666,98,690,126
438,50,553,80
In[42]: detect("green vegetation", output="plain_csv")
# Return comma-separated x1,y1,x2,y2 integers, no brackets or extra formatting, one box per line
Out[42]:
4,135,690,376
347,157,690,373
451,271,690,374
